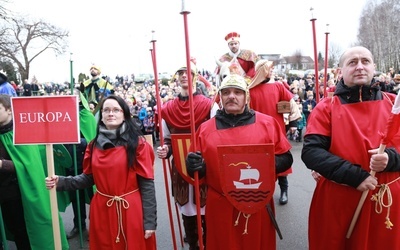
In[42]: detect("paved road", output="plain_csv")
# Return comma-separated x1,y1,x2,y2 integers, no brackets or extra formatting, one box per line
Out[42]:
4,140,314,250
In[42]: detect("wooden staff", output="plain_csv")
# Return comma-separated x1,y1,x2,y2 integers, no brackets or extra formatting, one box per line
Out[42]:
47,144,62,249
150,33,178,250
347,93,400,238
181,1,204,249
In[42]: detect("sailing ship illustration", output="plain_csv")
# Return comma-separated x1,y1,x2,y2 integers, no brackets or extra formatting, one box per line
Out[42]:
233,165,262,189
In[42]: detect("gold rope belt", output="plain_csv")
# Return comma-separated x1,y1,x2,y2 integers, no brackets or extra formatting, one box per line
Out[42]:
371,176,400,229
234,211,252,235
97,189,139,247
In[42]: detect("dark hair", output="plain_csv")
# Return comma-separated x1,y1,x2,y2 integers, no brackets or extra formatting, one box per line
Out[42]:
92,95,143,168
0,94,11,110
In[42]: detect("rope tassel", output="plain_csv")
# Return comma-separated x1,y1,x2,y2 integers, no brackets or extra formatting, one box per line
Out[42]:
371,182,396,230
234,211,251,234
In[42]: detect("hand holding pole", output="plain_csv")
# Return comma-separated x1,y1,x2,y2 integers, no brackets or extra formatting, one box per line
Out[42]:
346,94,400,238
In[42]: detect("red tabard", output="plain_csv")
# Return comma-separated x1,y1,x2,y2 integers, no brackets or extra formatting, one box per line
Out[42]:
193,112,291,250
83,138,156,250
306,95,400,250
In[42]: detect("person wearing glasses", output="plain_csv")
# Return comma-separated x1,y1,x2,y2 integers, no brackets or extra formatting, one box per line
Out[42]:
45,95,157,250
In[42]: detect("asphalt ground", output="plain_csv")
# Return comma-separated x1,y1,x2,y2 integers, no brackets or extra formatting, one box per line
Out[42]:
4,139,314,250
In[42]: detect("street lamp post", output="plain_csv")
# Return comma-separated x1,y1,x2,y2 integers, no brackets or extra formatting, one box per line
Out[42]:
310,7,320,103
70,53,74,95
69,52,85,247
323,24,330,99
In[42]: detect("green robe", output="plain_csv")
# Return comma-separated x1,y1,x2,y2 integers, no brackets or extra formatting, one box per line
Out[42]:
0,132,69,250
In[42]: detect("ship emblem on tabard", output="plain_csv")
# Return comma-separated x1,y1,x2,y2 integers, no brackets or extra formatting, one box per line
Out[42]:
218,144,276,214
233,163,262,189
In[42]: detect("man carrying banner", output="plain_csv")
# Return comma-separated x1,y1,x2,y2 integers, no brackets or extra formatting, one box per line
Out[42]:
156,63,218,250
0,94,69,249
186,74,293,249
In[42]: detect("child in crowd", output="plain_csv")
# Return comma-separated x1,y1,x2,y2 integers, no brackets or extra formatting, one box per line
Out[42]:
143,107,156,145
295,98,306,142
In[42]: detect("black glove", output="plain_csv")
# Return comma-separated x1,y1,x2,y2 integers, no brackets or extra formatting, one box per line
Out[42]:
186,151,206,178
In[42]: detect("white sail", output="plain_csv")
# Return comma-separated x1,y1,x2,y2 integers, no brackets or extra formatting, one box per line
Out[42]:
239,168,259,181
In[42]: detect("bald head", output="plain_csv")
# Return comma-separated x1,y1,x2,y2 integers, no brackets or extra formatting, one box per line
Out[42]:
339,46,374,67
338,46,375,87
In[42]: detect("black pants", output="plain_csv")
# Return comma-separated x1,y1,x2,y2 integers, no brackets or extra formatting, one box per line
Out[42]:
69,189,88,229
182,214,206,250
66,168,92,229
1,198,31,249
297,128,303,142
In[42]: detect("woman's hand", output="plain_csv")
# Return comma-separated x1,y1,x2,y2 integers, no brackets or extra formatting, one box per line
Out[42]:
144,230,155,239
45,175,59,189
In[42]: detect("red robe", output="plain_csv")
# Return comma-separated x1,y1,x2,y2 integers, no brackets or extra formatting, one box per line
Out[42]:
194,112,291,250
83,138,156,250
219,49,259,79
249,82,294,135
306,95,400,250
250,82,294,176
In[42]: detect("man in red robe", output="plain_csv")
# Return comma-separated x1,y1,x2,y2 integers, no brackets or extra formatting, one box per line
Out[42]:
217,32,259,83
302,46,400,249
186,74,293,249
156,63,218,250
249,60,301,205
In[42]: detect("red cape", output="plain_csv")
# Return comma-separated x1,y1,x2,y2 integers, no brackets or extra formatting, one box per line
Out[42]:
161,94,213,131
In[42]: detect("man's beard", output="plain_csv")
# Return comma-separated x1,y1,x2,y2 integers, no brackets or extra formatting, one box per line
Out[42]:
91,72,98,77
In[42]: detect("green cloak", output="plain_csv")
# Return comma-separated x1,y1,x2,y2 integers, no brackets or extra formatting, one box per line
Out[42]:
0,132,69,250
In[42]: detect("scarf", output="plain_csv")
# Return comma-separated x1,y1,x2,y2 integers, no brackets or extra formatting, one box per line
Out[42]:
96,123,129,149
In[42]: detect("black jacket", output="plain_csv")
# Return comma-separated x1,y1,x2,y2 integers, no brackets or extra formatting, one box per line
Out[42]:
215,107,293,174
301,80,400,188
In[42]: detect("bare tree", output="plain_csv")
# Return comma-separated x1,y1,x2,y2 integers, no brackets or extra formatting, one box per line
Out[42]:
318,52,324,71
0,0,9,19
0,17,69,81
328,42,343,68
292,50,303,70
358,0,400,72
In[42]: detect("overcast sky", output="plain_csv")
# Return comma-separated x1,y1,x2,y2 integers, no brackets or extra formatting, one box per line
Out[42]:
8,0,368,83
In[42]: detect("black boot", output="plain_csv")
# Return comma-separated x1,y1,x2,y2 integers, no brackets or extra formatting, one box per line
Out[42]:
278,176,288,205
182,215,199,249
279,190,288,205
